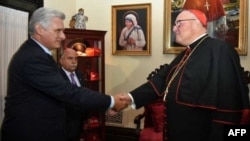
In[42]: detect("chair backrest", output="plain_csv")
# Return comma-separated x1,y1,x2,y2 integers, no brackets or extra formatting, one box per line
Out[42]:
143,99,164,132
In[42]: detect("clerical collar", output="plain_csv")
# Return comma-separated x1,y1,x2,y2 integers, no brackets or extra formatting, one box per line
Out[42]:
188,34,208,49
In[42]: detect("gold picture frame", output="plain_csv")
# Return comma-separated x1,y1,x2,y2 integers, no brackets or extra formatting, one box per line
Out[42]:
112,3,151,55
163,0,248,55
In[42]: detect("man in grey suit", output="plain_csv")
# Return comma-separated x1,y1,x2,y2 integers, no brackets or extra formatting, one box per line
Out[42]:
1,7,128,141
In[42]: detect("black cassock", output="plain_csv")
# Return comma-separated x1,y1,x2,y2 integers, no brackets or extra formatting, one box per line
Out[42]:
130,35,250,141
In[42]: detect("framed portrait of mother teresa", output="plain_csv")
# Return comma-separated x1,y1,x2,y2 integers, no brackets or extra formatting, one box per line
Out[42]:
112,3,151,55
164,0,248,56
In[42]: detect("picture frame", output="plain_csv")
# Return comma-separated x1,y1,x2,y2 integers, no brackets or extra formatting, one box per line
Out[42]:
163,0,248,56
112,3,151,55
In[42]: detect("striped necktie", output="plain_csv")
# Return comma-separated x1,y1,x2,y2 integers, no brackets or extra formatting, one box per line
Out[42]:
70,73,77,85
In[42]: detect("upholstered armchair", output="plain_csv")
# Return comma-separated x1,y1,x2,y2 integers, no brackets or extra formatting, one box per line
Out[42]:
134,98,164,141
133,64,168,141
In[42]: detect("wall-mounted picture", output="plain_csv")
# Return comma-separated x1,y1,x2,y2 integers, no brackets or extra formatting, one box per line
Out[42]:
112,3,151,55
164,0,248,55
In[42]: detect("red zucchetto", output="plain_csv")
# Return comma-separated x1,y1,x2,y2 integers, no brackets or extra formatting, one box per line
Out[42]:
188,9,207,27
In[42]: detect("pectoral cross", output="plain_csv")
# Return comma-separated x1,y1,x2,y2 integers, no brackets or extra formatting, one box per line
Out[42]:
204,0,210,11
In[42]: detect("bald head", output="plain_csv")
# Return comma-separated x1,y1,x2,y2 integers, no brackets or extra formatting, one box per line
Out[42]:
59,48,78,72
61,48,77,57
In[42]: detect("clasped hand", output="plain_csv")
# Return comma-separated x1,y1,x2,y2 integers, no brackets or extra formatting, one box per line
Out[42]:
127,38,135,45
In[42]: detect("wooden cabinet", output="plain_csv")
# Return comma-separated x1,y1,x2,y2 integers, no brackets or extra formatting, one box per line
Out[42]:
58,28,107,141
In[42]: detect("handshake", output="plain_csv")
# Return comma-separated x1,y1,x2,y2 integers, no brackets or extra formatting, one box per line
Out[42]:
111,93,133,112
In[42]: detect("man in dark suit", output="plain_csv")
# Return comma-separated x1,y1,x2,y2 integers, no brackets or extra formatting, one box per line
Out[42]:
59,48,87,141
1,7,128,141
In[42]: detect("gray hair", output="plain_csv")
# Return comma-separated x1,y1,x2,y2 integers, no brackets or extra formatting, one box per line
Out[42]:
28,7,65,35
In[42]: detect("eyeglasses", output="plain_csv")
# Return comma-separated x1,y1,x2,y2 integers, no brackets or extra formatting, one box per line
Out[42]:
174,19,196,27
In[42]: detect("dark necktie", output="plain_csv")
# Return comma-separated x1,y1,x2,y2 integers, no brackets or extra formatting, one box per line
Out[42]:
70,73,77,85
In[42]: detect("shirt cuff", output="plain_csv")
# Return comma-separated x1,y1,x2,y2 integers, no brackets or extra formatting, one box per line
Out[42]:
109,96,114,108
127,93,136,109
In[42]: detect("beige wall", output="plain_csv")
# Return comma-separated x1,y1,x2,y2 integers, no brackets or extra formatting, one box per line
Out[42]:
44,0,250,128
44,0,76,29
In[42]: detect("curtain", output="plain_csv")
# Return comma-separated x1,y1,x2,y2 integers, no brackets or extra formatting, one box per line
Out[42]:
0,6,28,125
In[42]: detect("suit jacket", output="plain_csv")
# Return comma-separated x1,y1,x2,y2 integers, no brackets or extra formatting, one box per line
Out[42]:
1,38,111,141
59,68,89,141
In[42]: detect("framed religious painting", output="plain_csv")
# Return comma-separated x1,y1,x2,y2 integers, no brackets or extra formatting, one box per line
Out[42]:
163,0,248,55
112,3,151,55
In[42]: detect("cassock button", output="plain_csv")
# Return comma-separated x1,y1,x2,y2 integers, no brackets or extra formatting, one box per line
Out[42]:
164,131,168,141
